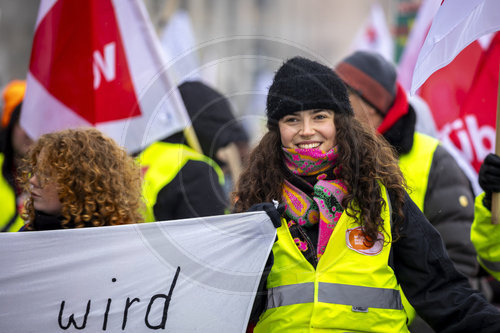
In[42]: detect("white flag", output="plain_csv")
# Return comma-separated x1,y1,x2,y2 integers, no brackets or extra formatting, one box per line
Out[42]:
160,9,203,84
0,212,276,332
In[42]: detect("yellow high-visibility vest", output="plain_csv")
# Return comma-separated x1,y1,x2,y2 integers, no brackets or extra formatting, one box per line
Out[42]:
471,193,500,280
255,184,410,333
0,153,24,232
398,132,439,210
137,142,224,222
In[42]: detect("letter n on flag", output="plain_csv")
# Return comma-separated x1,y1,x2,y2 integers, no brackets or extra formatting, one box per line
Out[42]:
21,0,190,153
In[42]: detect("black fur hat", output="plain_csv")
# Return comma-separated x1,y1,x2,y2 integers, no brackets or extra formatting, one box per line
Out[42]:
266,57,353,124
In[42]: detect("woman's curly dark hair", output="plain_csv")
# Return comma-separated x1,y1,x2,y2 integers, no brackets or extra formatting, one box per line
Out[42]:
19,128,144,229
232,113,406,243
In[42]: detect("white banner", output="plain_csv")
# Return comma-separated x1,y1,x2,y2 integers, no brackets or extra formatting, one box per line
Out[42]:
0,212,276,333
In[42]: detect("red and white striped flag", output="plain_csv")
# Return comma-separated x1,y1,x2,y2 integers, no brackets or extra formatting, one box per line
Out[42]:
21,0,190,153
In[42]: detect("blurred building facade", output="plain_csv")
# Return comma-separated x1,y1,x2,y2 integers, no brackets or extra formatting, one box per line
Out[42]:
0,0,405,142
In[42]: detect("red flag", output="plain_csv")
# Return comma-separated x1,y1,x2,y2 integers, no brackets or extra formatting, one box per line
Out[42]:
454,33,500,171
29,0,140,124
418,41,483,131
419,33,500,173
22,0,190,153
411,0,500,94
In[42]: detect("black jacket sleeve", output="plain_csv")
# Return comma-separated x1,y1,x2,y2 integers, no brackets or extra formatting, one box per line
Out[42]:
393,193,500,333
424,145,478,277
153,159,228,221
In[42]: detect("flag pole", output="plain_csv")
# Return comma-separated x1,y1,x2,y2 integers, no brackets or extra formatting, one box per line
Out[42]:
183,125,203,153
132,0,203,154
491,63,500,224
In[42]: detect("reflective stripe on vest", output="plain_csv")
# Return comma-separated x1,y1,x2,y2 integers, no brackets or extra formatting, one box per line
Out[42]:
266,282,314,309
137,142,224,222
255,184,410,333
267,282,403,311
0,153,24,232
398,132,438,210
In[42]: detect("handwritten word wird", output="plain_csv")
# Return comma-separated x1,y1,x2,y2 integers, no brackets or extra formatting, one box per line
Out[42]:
58,266,181,331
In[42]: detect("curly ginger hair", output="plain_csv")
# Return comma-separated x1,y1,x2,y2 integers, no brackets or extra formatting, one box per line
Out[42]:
19,128,144,229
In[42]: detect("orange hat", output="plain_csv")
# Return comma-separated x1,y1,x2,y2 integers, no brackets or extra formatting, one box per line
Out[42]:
2,80,26,128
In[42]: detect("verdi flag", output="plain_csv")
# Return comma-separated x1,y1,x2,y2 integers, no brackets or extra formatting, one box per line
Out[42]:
411,0,500,95
0,212,277,332
447,32,500,172
21,0,190,153
416,39,486,191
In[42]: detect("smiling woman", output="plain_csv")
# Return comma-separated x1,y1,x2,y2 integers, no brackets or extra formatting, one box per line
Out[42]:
18,128,143,231
232,56,500,332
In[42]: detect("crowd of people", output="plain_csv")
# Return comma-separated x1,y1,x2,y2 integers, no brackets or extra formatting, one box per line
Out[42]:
3,50,500,332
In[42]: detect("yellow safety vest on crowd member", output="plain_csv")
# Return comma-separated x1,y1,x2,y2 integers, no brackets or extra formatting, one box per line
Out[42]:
398,132,439,210
395,132,438,324
255,185,410,333
0,153,24,232
471,193,500,280
137,142,224,222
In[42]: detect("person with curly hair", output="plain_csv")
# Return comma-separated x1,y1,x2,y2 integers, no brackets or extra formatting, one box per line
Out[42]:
233,57,500,332
18,128,143,230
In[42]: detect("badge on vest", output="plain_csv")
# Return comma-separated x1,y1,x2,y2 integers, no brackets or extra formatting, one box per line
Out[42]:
346,227,383,255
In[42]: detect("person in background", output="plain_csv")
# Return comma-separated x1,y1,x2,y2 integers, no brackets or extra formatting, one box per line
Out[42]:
18,128,143,231
334,51,485,313
471,153,500,281
178,80,250,195
137,126,227,222
334,51,477,278
0,80,33,232
234,56,500,332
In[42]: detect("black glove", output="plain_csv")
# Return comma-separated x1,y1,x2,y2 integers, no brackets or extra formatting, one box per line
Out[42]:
247,202,285,228
478,153,500,210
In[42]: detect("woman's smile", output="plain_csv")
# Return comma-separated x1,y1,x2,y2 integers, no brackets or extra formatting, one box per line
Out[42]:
296,141,322,149
278,109,336,152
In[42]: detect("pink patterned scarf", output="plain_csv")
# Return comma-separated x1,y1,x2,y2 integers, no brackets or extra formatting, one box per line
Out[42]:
282,147,348,258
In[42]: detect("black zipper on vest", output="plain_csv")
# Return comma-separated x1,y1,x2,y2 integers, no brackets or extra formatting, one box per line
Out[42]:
293,223,318,268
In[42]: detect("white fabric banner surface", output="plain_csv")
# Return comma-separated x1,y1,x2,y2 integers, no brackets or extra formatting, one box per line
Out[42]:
0,212,276,333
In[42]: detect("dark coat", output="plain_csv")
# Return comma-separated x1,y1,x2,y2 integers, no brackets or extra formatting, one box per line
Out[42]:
153,132,228,221
384,104,478,278
249,192,500,332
